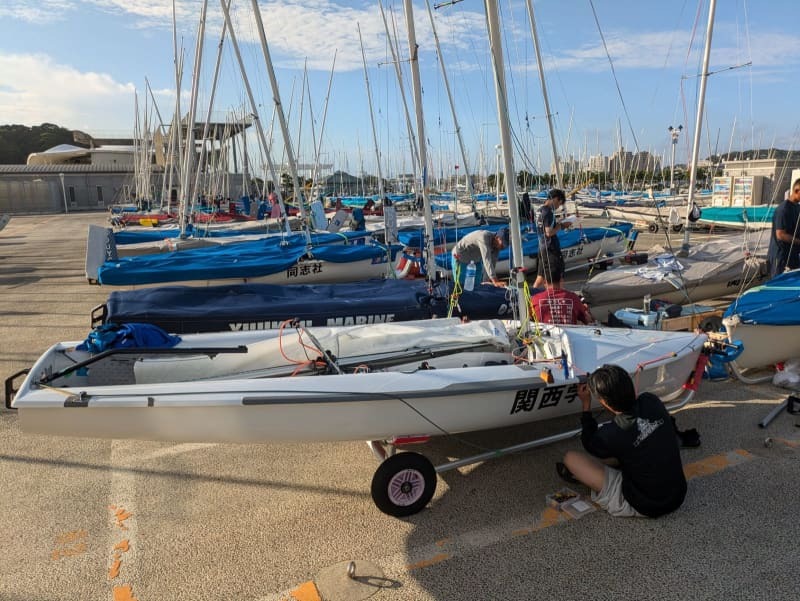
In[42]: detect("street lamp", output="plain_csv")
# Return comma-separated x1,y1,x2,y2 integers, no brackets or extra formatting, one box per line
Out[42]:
668,125,683,195
58,172,68,214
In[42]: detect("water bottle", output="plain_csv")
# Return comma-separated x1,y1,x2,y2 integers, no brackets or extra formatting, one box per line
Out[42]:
464,260,476,291
643,293,651,314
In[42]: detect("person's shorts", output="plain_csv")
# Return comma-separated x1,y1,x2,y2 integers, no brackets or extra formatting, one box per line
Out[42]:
536,251,565,280
591,465,644,518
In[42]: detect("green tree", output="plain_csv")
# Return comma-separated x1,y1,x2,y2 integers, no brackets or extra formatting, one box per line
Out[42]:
0,123,77,164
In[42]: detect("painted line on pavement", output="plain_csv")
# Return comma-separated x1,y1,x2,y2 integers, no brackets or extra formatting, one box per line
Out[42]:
260,446,771,601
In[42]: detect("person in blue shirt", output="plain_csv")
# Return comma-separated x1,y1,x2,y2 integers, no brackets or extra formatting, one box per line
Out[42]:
767,178,800,278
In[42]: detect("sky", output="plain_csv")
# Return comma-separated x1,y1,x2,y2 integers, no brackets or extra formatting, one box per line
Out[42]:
1,0,799,180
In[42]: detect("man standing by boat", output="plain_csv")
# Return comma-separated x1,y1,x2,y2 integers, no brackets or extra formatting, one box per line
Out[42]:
533,188,572,288
451,228,509,288
767,178,800,278
558,364,687,518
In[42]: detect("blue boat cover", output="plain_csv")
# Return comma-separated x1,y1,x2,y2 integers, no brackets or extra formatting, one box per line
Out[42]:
98,237,401,286
114,227,368,245
433,223,633,269
100,279,516,333
723,269,800,325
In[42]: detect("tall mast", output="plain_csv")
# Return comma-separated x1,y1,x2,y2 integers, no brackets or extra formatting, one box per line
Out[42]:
177,0,208,237
424,0,476,204
681,0,717,252
249,0,311,239
524,0,561,189
484,0,527,323
403,0,436,283
378,0,419,190
218,0,291,234
358,24,386,200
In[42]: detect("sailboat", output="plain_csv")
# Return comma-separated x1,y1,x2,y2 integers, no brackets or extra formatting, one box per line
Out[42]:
580,0,769,322
4,2,720,521
722,269,800,373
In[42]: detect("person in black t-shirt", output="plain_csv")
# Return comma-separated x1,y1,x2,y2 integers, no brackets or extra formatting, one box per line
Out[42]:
767,178,800,278
560,364,687,518
533,188,571,288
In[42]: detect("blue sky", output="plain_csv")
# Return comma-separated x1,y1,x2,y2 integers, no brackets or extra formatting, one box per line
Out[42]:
1,0,798,179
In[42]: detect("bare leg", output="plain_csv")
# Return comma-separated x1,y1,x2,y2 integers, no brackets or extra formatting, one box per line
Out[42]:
563,450,606,492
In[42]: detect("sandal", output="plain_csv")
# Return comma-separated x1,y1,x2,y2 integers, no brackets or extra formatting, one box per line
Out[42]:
556,461,581,485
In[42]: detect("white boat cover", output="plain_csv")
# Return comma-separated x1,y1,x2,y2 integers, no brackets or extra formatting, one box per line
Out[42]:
134,318,511,383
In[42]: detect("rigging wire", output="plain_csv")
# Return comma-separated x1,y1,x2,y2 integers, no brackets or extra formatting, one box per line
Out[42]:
587,0,640,155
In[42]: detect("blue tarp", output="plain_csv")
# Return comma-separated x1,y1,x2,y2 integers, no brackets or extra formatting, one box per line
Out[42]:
114,227,368,245
100,279,517,334
432,223,633,269
723,269,800,325
98,236,401,286
77,323,181,353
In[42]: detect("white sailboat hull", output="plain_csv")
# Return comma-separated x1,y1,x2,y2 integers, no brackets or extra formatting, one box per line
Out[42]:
9,322,707,443
723,319,800,370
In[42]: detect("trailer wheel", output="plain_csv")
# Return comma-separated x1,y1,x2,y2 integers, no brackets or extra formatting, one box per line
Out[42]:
671,224,684,233
648,223,659,233
371,452,437,517
698,315,723,333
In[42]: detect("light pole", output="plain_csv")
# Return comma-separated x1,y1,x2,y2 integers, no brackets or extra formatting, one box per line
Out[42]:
668,125,682,194
58,172,68,214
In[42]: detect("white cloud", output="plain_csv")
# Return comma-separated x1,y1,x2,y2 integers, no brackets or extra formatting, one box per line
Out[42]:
0,53,136,133
0,0,74,23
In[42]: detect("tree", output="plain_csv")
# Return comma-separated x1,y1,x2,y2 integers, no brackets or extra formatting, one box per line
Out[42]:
0,123,78,164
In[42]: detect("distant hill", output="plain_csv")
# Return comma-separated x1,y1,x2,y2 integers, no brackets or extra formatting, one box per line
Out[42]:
715,149,792,161
0,123,79,164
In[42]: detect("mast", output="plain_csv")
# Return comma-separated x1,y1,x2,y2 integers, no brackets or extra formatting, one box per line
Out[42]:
484,0,527,324
403,0,436,283
177,0,208,238
524,0,562,189
378,0,419,192
218,0,291,234
681,0,717,253
249,0,311,240
357,24,386,202
424,0,476,204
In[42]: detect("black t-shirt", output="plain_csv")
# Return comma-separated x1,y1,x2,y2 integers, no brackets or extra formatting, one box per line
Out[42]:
537,203,561,254
580,392,687,517
767,199,800,272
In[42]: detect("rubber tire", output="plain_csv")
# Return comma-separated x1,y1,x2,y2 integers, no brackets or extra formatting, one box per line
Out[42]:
371,452,437,517
671,224,684,233
648,223,659,233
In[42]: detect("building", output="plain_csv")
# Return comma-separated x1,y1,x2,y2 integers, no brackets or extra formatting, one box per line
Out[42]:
587,154,608,173
722,156,800,204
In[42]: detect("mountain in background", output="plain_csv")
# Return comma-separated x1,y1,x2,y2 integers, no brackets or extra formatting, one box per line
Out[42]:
0,123,80,164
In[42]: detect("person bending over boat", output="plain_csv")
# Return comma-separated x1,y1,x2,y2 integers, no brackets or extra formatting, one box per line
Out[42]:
767,178,800,278
558,365,687,518
529,256,594,325
533,188,572,289
451,228,509,288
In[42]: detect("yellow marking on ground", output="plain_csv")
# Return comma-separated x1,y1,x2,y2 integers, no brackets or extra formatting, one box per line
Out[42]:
51,529,89,561
683,450,753,480
532,506,565,531
406,552,452,570
114,539,130,553
109,505,133,530
288,581,322,601
435,538,451,548
108,557,122,580
112,584,139,601
773,437,800,448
